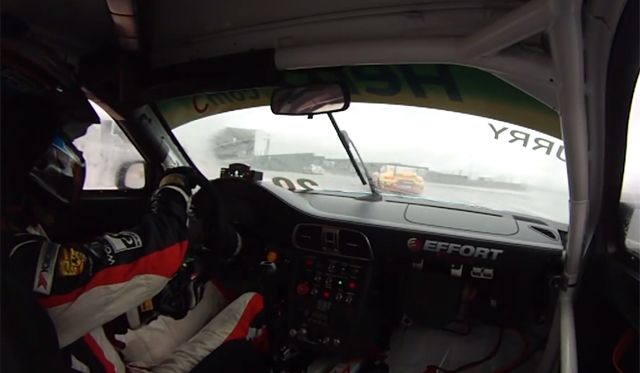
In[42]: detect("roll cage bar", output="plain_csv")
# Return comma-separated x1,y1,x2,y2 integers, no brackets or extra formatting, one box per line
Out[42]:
268,1,611,372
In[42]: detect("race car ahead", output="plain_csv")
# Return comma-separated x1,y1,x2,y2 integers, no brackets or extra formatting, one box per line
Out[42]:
372,164,425,197
303,164,325,175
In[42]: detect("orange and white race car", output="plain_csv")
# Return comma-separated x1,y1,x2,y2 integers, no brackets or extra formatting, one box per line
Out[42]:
372,165,425,196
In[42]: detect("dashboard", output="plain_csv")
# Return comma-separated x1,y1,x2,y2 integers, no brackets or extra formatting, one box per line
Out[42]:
210,177,566,357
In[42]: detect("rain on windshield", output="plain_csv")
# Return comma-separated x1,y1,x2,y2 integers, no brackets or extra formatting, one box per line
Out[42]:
172,103,571,223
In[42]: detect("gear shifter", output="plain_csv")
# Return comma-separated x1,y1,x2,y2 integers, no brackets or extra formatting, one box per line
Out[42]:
260,261,316,373
258,261,280,354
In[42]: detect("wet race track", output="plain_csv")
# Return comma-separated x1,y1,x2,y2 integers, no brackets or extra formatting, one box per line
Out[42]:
83,154,569,225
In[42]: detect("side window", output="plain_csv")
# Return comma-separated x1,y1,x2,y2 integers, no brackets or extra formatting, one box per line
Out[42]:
73,101,146,190
621,76,640,256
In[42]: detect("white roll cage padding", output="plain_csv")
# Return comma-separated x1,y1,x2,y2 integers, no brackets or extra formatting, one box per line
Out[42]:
275,1,597,372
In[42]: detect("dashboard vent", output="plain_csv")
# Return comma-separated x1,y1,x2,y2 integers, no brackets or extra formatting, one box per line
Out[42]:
514,215,548,226
293,224,323,252
529,225,559,241
338,229,373,259
293,224,373,259
558,230,568,247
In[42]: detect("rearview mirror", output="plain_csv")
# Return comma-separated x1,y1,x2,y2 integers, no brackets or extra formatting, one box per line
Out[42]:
271,82,350,116
115,160,147,190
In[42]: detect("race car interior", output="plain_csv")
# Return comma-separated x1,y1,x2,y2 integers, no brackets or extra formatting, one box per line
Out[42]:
3,0,639,372
200,169,564,373
163,84,567,373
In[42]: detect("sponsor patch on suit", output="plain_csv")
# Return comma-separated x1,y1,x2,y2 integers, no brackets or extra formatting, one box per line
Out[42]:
58,247,87,276
103,232,143,253
33,242,60,295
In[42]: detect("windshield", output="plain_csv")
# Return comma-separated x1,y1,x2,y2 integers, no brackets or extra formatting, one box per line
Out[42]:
173,103,569,223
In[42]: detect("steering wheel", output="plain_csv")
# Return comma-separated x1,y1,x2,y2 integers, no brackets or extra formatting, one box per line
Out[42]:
153,171,238,320
189,172,244,273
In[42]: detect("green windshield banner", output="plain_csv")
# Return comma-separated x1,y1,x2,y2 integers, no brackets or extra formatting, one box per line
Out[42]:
157,64,561,138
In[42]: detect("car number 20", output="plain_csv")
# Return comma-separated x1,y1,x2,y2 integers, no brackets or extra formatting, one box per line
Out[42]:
272,177,319,191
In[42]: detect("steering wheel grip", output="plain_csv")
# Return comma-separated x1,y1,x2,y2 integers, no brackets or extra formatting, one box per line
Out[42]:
190,175,242,264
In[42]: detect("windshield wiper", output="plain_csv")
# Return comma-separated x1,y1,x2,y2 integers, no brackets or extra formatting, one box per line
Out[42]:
327,113,382,201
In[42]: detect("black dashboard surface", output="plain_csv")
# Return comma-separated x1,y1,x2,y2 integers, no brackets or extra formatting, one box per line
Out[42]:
216,178,566,266
211,177,565,357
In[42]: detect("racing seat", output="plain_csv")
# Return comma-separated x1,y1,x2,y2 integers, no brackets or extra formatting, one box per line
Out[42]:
1,268,68,373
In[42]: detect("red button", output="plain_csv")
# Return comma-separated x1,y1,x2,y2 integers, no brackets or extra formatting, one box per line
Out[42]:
323,291,331,299
296,283,310,295
304,259,314,266
348,282,356,289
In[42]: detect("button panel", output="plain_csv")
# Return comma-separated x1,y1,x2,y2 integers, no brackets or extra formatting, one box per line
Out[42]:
300,257,361,305
288,255,367,352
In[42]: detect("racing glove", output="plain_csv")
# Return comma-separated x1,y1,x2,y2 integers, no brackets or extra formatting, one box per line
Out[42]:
151,167,196,220
122,271,207,330
121,298,160,331
156,167,197,195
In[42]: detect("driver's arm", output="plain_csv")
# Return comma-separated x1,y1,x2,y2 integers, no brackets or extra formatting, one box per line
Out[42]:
7,171,192,348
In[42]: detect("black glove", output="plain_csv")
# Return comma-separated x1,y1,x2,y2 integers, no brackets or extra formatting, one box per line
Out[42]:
151,167,197,218
157,167,198,195
123,274,207,329
150,268,206,321
122,298,161,330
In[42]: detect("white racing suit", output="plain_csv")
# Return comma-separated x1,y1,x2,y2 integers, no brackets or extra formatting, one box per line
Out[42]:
121,283,268,373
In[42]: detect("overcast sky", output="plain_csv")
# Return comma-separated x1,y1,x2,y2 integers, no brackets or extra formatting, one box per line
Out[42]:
174,105,563,190
622,76,640,203
173,78,640,198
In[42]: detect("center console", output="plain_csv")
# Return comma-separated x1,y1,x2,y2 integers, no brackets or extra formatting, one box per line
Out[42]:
284,224,377,356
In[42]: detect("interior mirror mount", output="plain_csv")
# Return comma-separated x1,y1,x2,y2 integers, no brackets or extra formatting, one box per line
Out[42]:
115,160,147,190
270,82,351,116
